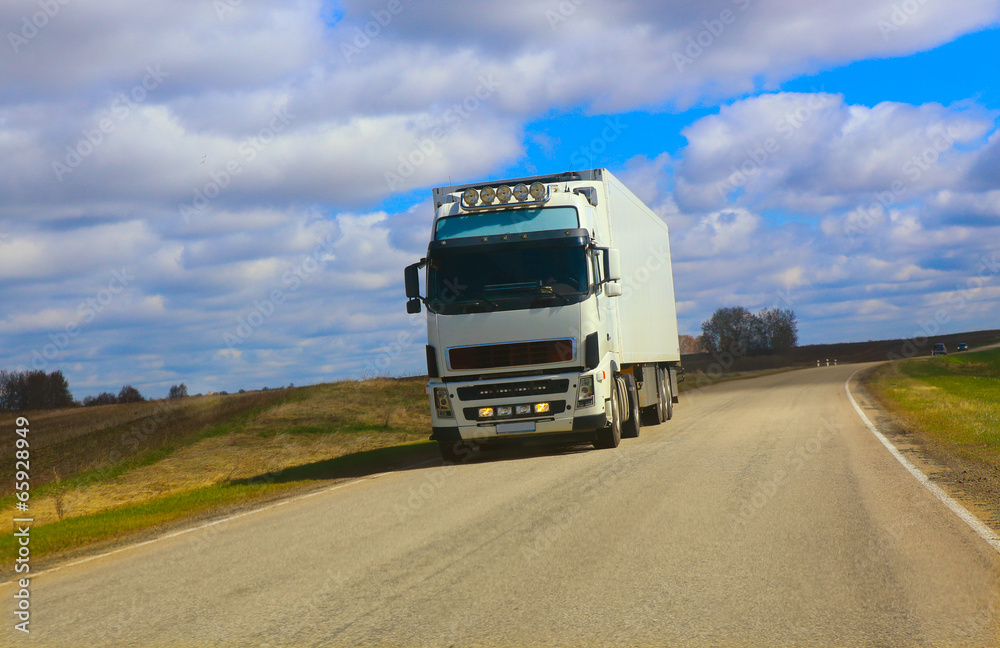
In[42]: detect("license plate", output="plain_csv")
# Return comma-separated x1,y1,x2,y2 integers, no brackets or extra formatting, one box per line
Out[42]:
496,421,536,435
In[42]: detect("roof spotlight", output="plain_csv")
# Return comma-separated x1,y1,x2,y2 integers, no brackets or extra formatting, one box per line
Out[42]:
496,185,512,203
528,182,546,200
513,183,530,201
462,188,479,207
479,186,496,204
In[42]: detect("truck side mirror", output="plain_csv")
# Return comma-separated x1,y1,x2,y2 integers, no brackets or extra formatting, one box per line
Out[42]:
605,248,622,282
604,283,622,297
406,299,422,314
404,262,422,299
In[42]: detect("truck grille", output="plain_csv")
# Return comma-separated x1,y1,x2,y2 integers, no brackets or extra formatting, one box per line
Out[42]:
448,339,575,371
456,379,570,401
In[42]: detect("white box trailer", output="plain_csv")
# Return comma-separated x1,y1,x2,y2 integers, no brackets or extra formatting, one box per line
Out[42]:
404,168,682,461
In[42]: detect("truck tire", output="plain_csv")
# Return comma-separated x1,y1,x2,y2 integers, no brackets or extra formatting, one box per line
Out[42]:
641,367,665,426
438,440,473,464
593,383,622,449
621,373,641,438
662,366,673,421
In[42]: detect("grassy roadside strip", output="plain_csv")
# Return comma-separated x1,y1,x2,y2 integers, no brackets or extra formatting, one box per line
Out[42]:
1,441,437,579
862,348,1000,465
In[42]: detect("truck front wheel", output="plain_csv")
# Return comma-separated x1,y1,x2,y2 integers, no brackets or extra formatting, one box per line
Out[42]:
621,374,641,439
593,383,622,449
438,440,474,464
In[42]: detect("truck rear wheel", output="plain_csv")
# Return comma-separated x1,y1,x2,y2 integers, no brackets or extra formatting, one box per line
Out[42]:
641,367,666,426
662,366,673,421
621,373,641,438
593,382,622,449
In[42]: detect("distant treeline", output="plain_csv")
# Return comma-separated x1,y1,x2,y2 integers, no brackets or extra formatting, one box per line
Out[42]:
0,370,74,411
0,368,190,411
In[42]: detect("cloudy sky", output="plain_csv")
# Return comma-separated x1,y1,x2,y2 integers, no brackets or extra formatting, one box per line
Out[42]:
2,0,999,399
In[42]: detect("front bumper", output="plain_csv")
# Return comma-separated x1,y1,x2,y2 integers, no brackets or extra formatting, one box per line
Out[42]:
428,371,610,442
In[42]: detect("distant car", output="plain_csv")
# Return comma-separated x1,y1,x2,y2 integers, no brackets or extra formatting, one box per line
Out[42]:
956,343,968,351
932,343,947,356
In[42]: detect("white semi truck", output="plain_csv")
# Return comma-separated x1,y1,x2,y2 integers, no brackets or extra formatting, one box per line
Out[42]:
404,169,682,462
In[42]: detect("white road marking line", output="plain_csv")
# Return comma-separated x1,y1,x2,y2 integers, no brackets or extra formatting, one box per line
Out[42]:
1,456,440,586
846,369,1000,554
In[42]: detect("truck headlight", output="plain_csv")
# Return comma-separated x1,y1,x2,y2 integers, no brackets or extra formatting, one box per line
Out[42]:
534,402,550,414
496,185,512,203
434,387,454,418
497,405,512,417
515,404,531,415
577,376,595,408
462,188,479,207
529,182,546,200
478,407,494,418
479,187,496,204
513,183,529,201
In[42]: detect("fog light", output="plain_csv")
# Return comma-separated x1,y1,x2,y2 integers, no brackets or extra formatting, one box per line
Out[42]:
534,402,550,413
529,182,546,200
496,185,512,203
515,404,531,415
478,407,494,418
479,187,496,204
462,188,479,207
497,405,512,417
513,183,529,201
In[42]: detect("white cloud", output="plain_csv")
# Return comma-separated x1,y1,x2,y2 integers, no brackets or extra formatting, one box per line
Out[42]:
3,0,1000,396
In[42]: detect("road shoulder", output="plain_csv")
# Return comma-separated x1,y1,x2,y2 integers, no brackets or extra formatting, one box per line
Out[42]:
850,365,1000,541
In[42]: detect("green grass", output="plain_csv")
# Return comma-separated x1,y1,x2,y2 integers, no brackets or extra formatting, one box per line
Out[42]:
865,348,1000,461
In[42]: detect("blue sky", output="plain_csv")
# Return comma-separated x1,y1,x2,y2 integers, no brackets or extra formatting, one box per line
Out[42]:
1,1,999,399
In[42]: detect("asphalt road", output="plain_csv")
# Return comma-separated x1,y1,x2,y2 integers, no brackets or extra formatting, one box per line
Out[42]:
5,363,1000,647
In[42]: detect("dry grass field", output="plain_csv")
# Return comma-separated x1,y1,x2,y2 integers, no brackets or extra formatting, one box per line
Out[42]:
0,378,432,568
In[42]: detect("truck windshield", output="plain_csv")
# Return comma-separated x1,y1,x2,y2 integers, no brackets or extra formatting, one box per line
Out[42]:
427,243,589,314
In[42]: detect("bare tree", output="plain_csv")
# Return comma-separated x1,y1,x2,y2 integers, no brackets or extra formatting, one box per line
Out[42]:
701,306,798,355
678,334,701,355
118,385,145,404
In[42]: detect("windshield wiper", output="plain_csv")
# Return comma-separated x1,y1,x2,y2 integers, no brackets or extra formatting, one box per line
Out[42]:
537,285,571,304
484,281,540,296
455,297,499,311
